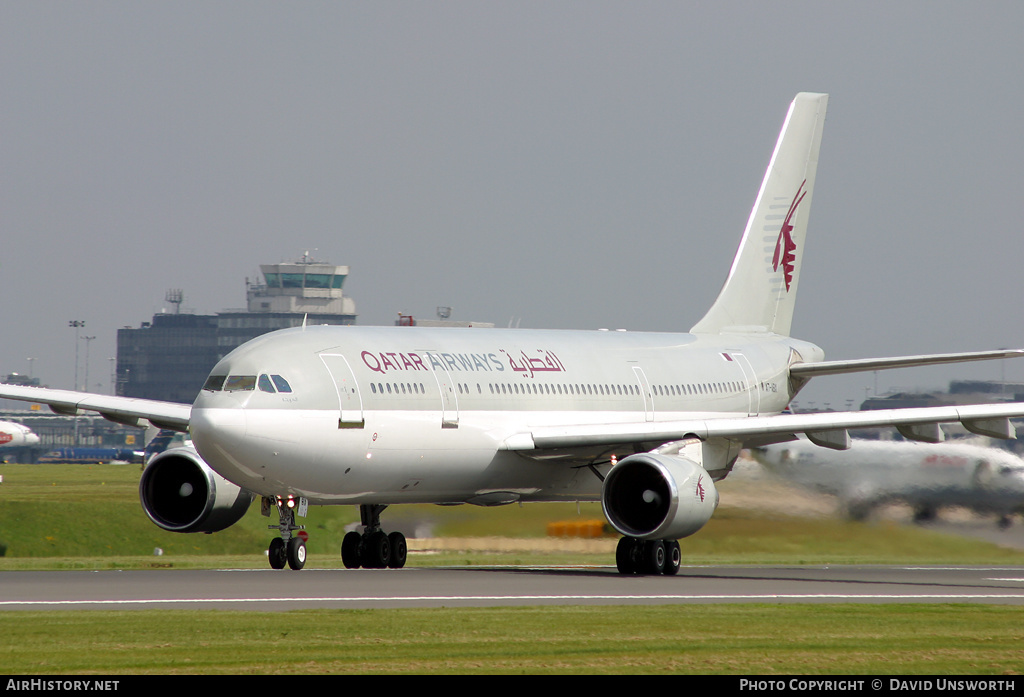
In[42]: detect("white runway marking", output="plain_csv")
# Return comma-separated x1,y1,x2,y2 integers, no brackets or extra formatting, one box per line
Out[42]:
6,593,1024,608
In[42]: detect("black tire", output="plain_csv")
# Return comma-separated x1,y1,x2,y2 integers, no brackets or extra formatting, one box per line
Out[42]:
361,530,391,569
616,537,639,574
388,532,407,569
287,537,306,570
663,540,681,576
268,537,286,570
341,531,362,569
913,506,936,524
643,540,666,575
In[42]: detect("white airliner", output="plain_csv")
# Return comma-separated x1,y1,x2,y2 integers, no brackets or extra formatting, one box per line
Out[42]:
750,438,1024,527
2,93,1024,575
0,421,40,448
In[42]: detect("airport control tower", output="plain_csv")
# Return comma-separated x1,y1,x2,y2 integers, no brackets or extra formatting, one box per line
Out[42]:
117,254,357,403
245,255,356,315
217,254,357,348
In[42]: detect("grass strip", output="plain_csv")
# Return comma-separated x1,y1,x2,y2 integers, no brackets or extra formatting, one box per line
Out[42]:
3,464,1024,567
1,604,1022,675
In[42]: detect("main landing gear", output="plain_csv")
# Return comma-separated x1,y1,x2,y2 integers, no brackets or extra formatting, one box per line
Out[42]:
340,504,408,570
615,537,681,576
266,496,306,570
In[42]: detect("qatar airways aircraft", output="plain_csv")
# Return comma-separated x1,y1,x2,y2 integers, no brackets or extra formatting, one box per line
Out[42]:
3,93,1023,575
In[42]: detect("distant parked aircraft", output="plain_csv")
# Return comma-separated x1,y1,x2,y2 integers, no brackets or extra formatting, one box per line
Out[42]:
0,421,40,448
750,438,1024,527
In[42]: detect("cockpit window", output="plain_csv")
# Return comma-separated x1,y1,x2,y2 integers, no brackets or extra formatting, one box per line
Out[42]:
203,375,227,392
258,374,276,393
224,375,257,392
271,375,292,393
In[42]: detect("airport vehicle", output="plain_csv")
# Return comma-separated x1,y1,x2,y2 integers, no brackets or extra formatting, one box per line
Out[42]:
37,447,143,464
2,93,1023,575
0,421,40,449
750,438,1024,527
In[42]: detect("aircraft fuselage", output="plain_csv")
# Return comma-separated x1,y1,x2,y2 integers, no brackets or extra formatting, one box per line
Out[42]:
190,325,822,505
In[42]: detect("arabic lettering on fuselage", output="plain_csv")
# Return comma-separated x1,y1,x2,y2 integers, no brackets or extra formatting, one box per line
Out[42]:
360,349,566,378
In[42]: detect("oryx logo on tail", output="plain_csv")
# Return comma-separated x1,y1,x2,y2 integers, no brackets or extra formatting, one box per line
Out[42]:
772,179,807,292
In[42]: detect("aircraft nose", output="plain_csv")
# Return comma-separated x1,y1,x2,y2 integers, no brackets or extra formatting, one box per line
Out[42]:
189,406,248,456
25,432,40,446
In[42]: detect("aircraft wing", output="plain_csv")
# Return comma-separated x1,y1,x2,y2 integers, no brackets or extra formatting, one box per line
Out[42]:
505,402,1024,452
0,385,190,432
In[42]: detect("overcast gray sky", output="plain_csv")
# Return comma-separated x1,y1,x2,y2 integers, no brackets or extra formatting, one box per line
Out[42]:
2,1,1022,408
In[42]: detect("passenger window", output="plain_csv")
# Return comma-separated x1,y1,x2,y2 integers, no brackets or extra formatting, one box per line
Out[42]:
258,374,276,393
272,375,292,393
224,375,257,392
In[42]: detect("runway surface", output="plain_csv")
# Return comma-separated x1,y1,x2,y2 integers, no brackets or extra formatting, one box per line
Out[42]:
4,564,1024,611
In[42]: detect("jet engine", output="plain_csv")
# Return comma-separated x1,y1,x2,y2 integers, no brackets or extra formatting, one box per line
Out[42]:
601,452,719,540
139,445,253,533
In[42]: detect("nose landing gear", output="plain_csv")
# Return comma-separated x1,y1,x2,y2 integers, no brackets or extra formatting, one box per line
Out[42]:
265,496,306,570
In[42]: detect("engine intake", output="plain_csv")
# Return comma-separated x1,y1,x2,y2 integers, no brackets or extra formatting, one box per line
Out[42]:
139,445,253,533
601,453,719,540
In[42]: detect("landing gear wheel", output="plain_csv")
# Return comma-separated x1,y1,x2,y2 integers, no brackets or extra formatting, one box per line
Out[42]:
388,532,408,569
267,496,306,570
287,537,306,570
913,506,936,524
616,537,641,574
362,530,391,569
663,540,681,575
643,540,666,575
268,537,286,570
341,531,362,569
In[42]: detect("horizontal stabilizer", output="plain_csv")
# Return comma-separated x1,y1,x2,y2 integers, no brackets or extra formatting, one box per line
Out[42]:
790,349,1024,378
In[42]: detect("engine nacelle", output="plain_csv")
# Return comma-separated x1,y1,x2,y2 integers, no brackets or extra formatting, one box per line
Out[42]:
139,445,253,533
601,453,719,540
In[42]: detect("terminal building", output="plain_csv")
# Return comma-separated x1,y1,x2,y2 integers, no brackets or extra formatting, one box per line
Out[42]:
117,257,357,403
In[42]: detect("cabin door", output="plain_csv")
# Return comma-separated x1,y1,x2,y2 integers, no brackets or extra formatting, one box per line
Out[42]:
631,366,655,421
727,351,760,416
419,352,459,428
319,353,365,428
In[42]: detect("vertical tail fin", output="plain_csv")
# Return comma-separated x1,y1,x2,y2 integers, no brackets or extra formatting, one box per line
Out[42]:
690,92,828,336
